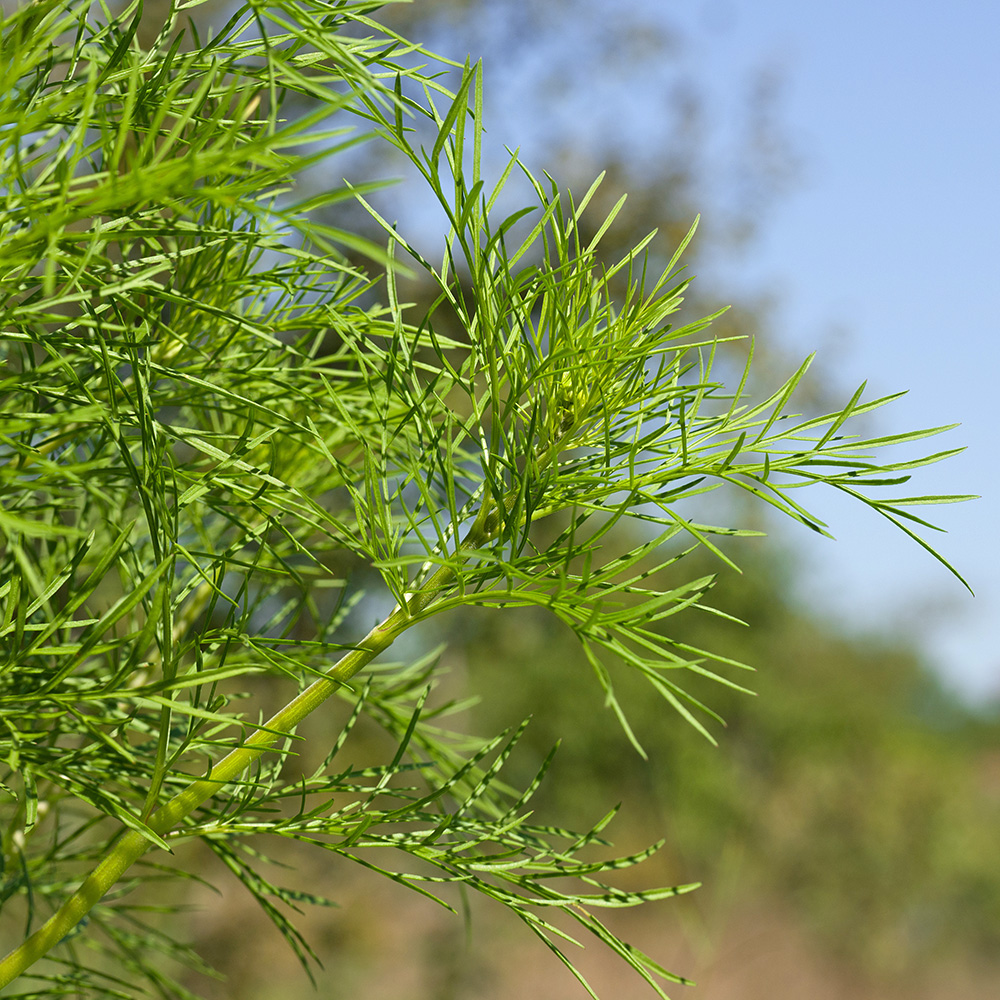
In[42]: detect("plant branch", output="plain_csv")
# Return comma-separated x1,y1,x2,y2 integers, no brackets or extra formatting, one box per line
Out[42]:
0,544,470,987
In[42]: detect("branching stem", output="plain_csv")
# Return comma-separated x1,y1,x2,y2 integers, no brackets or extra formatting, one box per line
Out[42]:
0,556,462,987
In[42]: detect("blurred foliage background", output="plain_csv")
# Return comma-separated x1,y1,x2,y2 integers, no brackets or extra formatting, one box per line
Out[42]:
9,0,996,996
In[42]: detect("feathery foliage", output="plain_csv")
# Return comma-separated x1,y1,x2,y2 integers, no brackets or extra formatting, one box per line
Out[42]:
0,1,971,996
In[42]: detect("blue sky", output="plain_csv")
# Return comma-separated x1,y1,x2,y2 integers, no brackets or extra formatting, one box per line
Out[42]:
664,0,998,702
405,0,998,702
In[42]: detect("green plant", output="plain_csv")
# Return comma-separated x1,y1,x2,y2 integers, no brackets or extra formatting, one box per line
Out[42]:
0,1,972,996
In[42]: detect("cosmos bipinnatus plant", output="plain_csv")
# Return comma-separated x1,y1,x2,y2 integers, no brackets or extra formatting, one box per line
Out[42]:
0,1,972,997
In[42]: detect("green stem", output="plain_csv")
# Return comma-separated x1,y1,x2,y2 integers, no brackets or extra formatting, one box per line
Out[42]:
0,559,458,987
